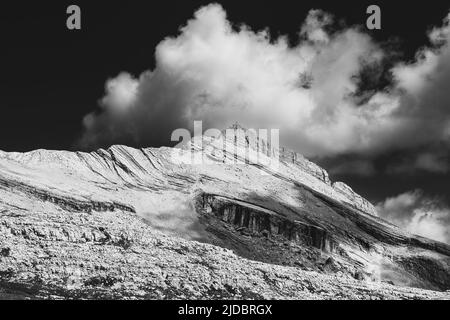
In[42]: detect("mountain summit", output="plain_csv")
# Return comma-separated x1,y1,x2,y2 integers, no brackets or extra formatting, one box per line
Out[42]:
0,129,449,299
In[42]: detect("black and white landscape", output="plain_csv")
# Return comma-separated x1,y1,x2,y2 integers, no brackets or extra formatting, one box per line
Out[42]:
1,1,450,300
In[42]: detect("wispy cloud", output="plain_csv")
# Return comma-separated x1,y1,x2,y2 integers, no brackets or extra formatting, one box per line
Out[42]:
329,159,376,176
376,190,450,244
387,152,449,174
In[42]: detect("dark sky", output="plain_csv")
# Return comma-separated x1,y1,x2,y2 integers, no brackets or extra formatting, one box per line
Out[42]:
0,0,449,204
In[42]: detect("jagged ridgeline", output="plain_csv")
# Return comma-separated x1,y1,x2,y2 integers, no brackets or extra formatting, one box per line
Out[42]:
0,125,449,299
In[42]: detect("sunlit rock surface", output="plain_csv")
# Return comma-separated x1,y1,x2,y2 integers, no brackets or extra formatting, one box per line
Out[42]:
0,127,449,299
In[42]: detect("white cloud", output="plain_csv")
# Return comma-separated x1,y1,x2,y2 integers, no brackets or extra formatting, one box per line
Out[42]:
300,9,332,43
100,72,139,113
376,190,450,244
78,5,450,160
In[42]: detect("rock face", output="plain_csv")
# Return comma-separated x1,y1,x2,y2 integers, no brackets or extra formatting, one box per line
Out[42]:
279,148,331,185
199,194,337,253
332,182,378,217
0,126,450,299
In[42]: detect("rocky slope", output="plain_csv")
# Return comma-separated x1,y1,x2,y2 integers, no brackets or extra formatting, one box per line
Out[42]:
0,126,449,299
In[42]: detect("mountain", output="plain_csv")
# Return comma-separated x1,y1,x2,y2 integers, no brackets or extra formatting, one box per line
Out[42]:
0,125,449,299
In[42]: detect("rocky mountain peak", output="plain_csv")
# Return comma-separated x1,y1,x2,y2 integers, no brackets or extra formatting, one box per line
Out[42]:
0,135,449,299
185,123,378,217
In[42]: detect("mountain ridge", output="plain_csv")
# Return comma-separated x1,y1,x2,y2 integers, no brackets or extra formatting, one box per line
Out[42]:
0,127,450,299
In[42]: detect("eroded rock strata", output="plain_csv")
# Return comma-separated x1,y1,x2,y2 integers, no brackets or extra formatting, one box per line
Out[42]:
0,127,449,299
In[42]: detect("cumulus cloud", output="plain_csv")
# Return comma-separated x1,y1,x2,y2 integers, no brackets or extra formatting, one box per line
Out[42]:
78,4,450,160
376,190,450,244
